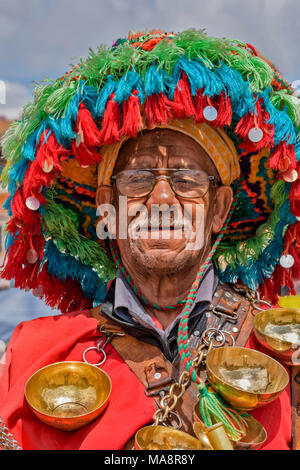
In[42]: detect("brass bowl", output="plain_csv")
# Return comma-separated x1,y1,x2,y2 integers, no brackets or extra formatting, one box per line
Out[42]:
206,347,289,410
193,404,267,450
253,308,300,365
25,361,112,430
135,425,205,450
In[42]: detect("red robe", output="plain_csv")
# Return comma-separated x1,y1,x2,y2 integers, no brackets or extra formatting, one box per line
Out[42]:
0,309,292,450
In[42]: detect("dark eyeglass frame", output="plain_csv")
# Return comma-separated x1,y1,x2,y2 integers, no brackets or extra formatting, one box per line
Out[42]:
111,168,217,199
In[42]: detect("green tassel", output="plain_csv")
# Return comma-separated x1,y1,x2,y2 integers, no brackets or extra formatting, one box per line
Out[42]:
198,384,248,442
44,192,116,282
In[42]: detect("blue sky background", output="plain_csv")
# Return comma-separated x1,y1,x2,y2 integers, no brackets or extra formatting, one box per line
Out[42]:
0,0,299,117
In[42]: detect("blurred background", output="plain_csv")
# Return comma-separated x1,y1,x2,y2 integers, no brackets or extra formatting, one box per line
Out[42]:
0,0,299,357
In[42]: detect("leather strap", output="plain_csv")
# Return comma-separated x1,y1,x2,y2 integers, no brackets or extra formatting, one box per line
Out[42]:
90,282,255,436
175,282,255,381
90,307,198,434
291,365,300,450
188,282,254,355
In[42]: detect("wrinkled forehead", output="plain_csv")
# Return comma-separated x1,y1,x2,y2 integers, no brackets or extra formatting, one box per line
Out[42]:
97,121,240,187
113,129,219,177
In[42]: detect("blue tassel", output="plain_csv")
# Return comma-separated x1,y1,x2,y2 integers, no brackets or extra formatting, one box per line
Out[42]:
216,63,255,116
95,75,118,118
45,240,108,303
145,64,176,99
114,70,145,104
22,129,39,161
294,139,300,161
173,57,224,97
217,198,294,290
4,232,15,251
82,85,98,118
7,158,29,195
262,89,296,145
3,195,13,216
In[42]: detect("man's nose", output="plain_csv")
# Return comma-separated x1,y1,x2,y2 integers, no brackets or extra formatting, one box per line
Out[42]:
146,177,178,206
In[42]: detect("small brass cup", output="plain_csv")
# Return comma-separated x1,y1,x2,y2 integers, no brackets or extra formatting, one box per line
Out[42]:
253,308,300,365
193,421,233,450
135,425,205,450
206,347,289,410
193,404,267,450
25,361,111,430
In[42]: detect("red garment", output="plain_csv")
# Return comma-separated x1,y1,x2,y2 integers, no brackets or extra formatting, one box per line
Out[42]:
0,310,291,450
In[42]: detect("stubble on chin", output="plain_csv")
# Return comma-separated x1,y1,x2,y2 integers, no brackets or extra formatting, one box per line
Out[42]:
121,236,202,275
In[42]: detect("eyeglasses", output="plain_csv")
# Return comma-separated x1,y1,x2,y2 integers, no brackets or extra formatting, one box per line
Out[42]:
111,168,216,199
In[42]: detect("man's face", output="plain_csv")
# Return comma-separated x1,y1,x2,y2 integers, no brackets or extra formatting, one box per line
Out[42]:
108,128,230,276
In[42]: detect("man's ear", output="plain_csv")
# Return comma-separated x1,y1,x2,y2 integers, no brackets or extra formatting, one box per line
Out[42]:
212,185,233,233
95,185,113,207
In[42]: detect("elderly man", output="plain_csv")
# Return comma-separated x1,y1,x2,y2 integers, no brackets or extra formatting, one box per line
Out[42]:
0,30,299,450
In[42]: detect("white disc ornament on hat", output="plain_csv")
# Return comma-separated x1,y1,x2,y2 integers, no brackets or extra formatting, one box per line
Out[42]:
25,196,40,211
248,127,263,143
43,157,54,173
203,106,218,122
26,249,38,264
282,169,298,182
76,133,82,147
279,254,295,268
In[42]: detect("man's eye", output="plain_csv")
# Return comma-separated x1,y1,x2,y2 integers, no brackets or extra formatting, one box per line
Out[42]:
174,178,195,185
130,177,149,184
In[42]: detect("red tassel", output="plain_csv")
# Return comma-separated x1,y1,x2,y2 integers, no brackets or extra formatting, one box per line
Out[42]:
259,255,297,305
23,131,71,199
194,89,207,122
76,103,101,147
194,90,233,127
37,263,93,313
213,92,232,127
169,73,195,119
144,93,174,126
120,90,143,138
11,188,41,235
269,142,297,172
235,99,274,155
258,277,277,305
71,103,104,166
0,232,44,286
98,93,121,144
14,263,40,291
71,139,102,167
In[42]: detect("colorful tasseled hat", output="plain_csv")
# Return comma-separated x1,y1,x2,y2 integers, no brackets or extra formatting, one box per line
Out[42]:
1,29,300,312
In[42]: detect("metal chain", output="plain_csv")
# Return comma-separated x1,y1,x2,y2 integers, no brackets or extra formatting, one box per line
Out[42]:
0,416,22,450
153,370,191,428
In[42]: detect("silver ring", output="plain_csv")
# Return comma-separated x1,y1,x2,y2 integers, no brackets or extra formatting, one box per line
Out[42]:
163,411,183,430
223,330,236,347
201,328,226,347
82,346,107,366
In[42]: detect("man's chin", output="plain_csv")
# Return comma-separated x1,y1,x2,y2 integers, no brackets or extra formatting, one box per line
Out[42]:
127,238,198,273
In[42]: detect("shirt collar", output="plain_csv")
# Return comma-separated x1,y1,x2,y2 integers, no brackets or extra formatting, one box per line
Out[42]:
114,264,215,332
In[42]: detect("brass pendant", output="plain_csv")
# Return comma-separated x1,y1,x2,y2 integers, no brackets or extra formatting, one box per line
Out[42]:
25,361,111,431
193,404,266,450
135,425,208,450
205,346,289,410
254,308,300,365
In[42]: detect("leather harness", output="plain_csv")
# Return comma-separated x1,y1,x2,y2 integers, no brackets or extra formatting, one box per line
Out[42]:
90,282,256,437
90,282,300,449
